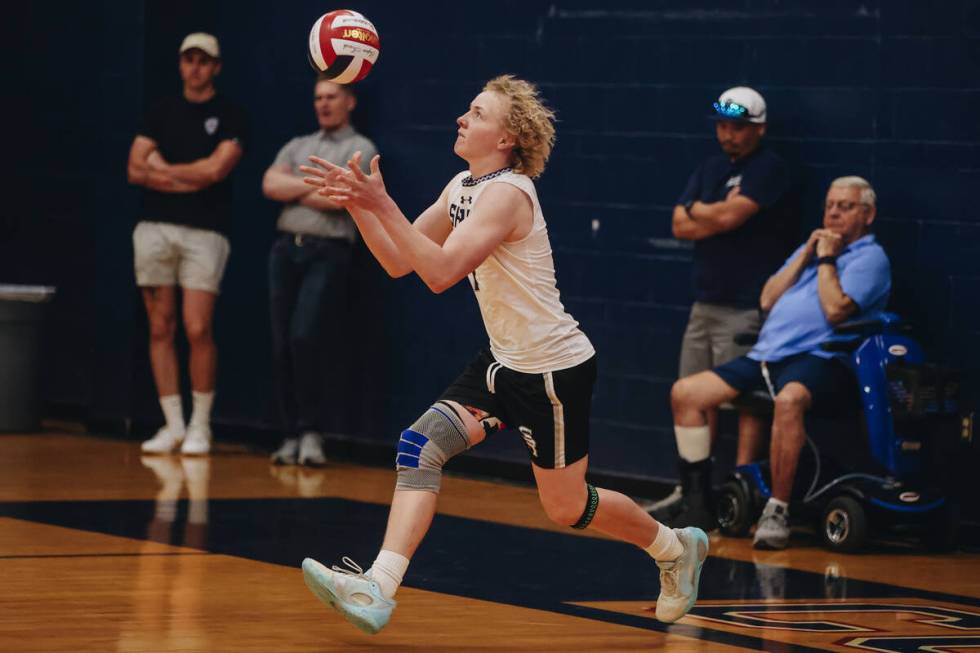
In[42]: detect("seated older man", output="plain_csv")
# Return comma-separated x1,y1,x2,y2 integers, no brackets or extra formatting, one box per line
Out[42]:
668,176,891,549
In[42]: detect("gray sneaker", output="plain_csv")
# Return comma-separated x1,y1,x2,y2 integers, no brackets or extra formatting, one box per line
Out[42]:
299,431,327,467
270,437,299,465
753,502,790,550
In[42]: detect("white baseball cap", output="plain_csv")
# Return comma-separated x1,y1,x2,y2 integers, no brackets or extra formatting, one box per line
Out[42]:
179,32,220,59
712,86,767,124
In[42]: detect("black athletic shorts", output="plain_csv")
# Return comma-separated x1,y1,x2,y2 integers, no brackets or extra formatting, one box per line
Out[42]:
439,350,597,469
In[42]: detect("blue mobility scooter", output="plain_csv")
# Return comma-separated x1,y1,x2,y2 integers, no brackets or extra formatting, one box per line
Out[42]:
715,313,974,552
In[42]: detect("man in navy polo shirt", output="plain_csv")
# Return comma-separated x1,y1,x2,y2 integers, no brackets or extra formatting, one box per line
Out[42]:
669,176,891,549
654,87,799,529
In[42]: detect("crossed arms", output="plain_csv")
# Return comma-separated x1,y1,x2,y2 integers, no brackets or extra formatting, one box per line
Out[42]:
672,185,761,240
127,135,243,193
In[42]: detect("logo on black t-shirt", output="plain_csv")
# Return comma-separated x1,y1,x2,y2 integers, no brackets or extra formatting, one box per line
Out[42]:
725,174,743,189
204,116,219,135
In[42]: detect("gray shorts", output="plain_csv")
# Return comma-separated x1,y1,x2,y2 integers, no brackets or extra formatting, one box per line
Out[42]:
133,221,230,293
679,302,761,378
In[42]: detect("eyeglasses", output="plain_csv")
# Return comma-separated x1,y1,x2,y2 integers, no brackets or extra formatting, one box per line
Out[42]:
824,200,869,212
713,101,751,120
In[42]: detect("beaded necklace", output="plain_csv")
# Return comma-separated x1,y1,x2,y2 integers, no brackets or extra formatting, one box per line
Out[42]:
461,167,513,187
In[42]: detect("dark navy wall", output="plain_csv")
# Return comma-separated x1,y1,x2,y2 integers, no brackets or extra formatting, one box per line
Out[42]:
4,1,978,482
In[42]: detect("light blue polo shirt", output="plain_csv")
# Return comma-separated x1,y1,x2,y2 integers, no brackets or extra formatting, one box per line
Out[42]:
748,234,891,362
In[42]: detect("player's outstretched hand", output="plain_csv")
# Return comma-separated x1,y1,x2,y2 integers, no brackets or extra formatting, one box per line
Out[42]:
301,152,388,214
300,156,349,196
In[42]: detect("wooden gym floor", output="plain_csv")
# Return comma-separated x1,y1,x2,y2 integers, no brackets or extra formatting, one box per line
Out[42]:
1,429,978,652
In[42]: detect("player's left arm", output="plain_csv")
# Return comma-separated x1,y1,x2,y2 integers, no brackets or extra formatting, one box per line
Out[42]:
160,139,244,187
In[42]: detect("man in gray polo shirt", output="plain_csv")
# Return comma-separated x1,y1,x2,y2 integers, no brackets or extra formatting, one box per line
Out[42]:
262,75,377,466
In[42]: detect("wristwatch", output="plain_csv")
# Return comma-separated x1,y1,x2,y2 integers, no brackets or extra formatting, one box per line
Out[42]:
817,255,837,267
683,200,696,220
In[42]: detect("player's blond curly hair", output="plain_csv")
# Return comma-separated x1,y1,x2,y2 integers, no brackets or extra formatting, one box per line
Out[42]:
483,75,556,179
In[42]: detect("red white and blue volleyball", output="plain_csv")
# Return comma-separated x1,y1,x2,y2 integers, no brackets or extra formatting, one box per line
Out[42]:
307,10,380,84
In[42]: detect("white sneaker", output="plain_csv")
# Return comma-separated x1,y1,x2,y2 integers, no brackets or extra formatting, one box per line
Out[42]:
181,424,212,455
655,527,710,623
299,431,326,467
302,557,395,634
141,427,184,454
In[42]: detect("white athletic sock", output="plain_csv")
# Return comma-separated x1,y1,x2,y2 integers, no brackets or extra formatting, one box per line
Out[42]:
368,550,410,600
190,391,214,428
645,523,685,561
160,395,186,436
767,497,789,512
188,499,208,525
155,499,178,522
675,424,711,463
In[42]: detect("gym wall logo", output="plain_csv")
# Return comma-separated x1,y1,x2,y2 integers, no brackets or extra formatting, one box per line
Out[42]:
681,601,980,653
518,426,538,458
204,117,219,136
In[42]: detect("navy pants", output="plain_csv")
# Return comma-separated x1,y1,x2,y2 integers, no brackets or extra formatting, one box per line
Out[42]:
268,233,351,436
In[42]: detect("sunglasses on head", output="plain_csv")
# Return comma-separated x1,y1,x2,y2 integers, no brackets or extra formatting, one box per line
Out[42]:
712,101,751,120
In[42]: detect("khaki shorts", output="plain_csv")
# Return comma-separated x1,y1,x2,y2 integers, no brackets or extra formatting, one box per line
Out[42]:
133,221,230,293
679,301,761,378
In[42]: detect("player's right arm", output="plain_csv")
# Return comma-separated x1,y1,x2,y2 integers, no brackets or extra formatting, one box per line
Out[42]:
347,185,453,278
126,135,199,193
301,153,454,278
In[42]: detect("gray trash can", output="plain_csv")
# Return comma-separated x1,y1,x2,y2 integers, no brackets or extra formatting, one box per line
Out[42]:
0,285,55,432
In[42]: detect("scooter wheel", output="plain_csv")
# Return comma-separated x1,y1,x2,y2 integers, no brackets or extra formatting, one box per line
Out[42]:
717,479,754,537
821,496,868,553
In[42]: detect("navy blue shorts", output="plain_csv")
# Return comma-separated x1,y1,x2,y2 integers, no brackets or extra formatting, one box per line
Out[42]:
713,353,856,412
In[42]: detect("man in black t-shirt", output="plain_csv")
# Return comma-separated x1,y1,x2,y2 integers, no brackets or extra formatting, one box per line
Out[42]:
126,32,249,456
651,86,798,529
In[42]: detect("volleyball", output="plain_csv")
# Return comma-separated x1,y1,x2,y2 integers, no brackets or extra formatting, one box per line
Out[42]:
307,10,380,84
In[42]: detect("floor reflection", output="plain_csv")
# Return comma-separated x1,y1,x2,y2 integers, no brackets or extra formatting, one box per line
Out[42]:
268,463,327,498
116,457,213,652
139,456,210,548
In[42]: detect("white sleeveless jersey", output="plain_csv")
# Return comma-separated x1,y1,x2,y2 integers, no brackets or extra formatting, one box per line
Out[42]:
446,169,595,373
